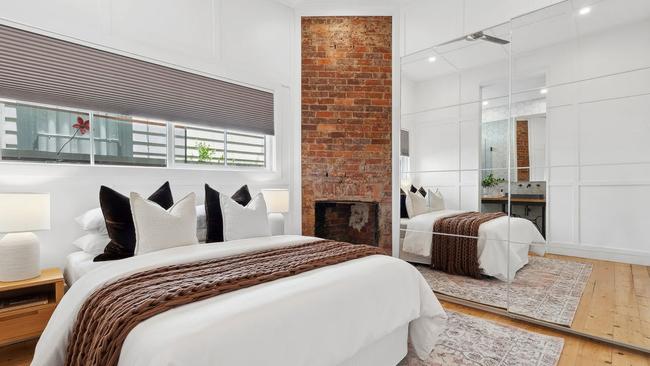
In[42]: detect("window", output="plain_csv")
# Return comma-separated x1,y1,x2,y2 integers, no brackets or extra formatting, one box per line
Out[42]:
1,102,90,164
93,114,167,167
1,99,270,169
174,125,266,168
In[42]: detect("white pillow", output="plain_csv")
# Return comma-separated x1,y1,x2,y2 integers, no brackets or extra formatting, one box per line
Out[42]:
196,204,207,242
131,192,199,255
75,208,107,234
428,188,445,211
220,193,270,241
196,204,206,230
407,190,430,217
72,232,110,255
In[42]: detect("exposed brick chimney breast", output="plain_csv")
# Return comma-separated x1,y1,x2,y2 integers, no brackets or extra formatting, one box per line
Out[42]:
301,16,392,250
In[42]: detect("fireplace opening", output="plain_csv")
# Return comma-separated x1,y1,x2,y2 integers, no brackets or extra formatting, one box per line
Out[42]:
314,200,379,246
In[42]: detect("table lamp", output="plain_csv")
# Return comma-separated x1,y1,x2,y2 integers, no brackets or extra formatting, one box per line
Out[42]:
0,193,50,282
261,189,289,236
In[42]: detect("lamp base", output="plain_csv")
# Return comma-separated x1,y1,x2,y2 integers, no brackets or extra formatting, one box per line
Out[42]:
268,213,285,236
0,232,41,282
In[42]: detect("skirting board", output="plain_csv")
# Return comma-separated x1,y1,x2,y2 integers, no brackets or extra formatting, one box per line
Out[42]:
546,242,650,266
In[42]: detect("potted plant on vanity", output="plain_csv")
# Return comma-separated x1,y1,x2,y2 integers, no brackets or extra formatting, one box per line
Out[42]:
482,173,505,197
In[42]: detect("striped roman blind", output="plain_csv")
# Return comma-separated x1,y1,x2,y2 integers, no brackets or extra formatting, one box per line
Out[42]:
0,24,275,135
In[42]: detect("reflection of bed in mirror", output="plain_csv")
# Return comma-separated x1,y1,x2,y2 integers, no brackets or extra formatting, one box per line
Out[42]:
399,208,545,281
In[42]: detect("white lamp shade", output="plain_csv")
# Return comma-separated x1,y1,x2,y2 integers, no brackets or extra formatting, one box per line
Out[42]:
261,189,289,213
0,193,51,233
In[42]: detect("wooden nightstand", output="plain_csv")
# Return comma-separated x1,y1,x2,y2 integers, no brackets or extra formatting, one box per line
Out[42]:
0,268,64,346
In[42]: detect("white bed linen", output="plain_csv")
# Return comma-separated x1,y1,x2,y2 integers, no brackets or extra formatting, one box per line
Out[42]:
402,210,545,281
34,235,447,366
63,251,107,286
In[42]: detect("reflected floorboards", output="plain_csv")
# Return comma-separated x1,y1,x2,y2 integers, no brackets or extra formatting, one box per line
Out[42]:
440,300,650,366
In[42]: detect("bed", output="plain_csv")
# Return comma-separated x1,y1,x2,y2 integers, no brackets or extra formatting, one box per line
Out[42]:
63,251,107,286
400,210,546,281
36,235,447,366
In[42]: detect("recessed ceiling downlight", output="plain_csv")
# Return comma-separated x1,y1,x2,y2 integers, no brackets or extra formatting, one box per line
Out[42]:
482,101,489,106
540,88,549,95
579,6,591,15
428,56,437,63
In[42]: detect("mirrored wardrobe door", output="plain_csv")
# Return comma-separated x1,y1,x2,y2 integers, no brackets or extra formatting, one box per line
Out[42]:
399,22,516,311
507,0,650,351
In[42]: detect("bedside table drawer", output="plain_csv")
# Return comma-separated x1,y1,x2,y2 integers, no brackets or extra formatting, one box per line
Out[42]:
0,304,55,346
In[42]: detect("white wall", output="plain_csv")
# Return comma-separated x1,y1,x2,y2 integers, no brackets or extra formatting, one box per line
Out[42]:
399,0,650,264
0,0,298,269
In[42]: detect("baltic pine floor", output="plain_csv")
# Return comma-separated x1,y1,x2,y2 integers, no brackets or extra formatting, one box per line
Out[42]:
545,254,650,350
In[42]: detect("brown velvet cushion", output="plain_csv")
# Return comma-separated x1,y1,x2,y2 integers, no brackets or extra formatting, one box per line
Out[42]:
94,182,174,262
205,184,252,243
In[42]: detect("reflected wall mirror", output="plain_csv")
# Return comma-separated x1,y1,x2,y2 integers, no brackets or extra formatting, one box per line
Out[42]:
398,0,650,353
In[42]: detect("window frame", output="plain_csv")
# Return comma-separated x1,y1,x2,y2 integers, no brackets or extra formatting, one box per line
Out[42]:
0,98,273,172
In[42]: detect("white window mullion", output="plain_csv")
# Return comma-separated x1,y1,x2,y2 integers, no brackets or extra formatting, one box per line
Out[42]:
223,130,229,167
0,103,4,160
89,112,95,165
167,123,175,169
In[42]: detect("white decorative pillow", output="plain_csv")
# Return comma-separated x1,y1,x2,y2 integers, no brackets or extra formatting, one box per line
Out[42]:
407,190,430,217
196,204,207,242
220,193,270,241
75,208,107,234
131,192,198,255
428,188,445,211
72,233,110,255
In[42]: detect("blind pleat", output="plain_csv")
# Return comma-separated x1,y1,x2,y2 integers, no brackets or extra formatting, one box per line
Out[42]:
0,25,274,135
400,129,409,157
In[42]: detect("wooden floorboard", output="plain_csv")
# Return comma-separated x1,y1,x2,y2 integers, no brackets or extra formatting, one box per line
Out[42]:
0,339,35,366
546,254,650,349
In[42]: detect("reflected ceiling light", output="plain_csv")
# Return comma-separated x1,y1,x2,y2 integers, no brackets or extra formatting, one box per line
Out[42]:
579,6,591,15
482,101,489,106
427,56,437,63
540,88,548,94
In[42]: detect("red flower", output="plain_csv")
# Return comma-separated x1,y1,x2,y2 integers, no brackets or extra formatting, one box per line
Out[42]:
73,116,90,135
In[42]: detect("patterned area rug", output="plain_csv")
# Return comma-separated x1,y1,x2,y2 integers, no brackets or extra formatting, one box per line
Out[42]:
400,311,564,366
417,256,593,326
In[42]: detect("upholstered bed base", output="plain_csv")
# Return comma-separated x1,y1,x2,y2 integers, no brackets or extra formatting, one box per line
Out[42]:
339,324,408,366
399,221,430,265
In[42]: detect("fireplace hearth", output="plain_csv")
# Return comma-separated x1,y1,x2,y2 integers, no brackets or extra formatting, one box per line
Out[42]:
314,200,379,246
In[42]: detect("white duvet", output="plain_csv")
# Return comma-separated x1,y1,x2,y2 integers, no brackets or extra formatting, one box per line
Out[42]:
33,235,447,366
402,210,546,281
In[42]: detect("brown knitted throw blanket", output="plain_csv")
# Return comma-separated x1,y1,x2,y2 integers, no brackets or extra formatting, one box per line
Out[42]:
431,212,506,279
65,240,384,366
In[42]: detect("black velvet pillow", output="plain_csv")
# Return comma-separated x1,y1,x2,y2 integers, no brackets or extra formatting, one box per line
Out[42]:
400,189,409,218
410,184,427,197
418,187,427,197
205,184,252,243
94,182,174,262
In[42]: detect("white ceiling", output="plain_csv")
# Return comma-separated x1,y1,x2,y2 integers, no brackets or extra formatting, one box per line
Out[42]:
402,0,650,83
274,0,412,9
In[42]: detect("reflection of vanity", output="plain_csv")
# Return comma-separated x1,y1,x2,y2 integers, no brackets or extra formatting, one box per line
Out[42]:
480,194,546,238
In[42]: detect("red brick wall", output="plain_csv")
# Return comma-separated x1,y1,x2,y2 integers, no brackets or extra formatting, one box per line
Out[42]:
516,120,530,181
301,16,392,250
